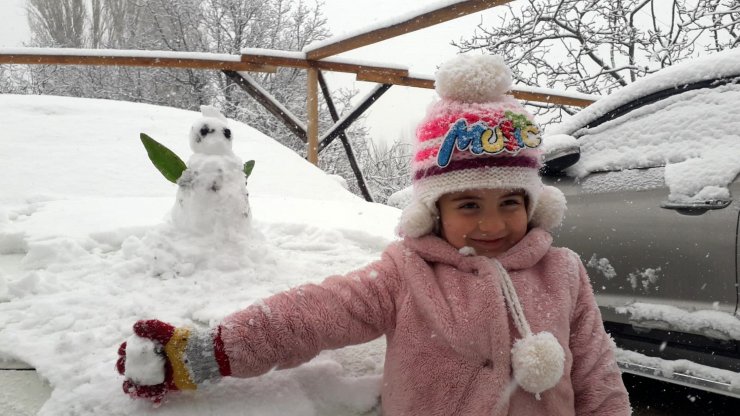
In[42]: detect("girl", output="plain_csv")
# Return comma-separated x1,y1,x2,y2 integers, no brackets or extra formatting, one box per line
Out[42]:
117,54,631,415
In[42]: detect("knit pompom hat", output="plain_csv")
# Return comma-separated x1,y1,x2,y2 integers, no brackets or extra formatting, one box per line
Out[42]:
398,54,566,238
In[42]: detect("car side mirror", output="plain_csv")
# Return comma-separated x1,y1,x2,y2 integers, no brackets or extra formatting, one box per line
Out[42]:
541,134,580,175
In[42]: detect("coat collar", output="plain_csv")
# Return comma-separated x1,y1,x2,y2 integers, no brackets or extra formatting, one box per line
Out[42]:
402,227,553,272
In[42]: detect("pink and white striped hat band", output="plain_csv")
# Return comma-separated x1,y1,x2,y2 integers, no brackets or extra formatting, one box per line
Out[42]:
397,54,566,238
413,109,542,182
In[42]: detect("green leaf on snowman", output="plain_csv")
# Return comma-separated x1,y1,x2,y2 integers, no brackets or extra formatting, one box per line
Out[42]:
243,160,255,179
140,133,187,184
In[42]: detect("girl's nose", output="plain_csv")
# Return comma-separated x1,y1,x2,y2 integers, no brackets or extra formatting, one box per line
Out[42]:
477,212,505,234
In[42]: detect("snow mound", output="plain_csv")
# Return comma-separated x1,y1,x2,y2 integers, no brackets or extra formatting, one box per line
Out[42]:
0,94,400,415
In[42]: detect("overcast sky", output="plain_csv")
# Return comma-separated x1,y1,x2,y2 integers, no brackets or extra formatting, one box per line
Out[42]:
0,0,507,145
0,0,28,48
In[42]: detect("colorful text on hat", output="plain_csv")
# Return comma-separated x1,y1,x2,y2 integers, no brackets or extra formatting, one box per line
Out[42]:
437,111,541,168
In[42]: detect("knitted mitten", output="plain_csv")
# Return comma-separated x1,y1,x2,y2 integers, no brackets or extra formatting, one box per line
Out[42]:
116,319,232,403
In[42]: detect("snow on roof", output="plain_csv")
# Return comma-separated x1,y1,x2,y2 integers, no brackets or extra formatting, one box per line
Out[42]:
0,47,243,62
513,84,601,102
550,47,740,136
240,47,410,71
240,47,307,60
319,55,409,71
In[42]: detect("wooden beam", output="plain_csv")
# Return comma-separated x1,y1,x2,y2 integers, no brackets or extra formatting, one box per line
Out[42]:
317,71,374,202
318,83,392,153
1,48,594,107
356,72,434,89
222,70,308,142
0,52,276,72
511,90,596,108
305,0,509,60
307,67,319,165
356,72,596,107
241,51,408,78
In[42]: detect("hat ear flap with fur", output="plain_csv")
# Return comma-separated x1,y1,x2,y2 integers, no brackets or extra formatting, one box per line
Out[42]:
398,201,436,238
530,186,567,231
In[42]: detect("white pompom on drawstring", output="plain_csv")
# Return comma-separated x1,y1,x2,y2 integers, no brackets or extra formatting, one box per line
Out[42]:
530,185,567,231
398,200,436,238
492,260,565,399
511,331,565,399
435,54,513,104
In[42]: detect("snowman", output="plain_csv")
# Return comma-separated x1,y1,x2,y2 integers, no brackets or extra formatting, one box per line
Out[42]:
171,106,251,235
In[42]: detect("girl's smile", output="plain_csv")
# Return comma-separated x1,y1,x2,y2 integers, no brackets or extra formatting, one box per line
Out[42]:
437,188,529,257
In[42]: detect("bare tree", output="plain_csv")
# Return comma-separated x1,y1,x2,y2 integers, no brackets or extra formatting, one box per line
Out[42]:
689,0,740,50
359,139,413,204
27,0,87,47
100,0,148,48
0,66,33,94
21,0,330,124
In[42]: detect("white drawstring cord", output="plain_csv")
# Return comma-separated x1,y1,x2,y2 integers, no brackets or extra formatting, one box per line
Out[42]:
492,259,531,337
491,258,566,399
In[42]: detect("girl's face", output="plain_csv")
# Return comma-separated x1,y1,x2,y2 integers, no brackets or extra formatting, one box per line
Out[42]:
437,188,528,258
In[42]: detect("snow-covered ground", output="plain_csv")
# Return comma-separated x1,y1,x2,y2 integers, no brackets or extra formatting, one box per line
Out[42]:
0,94,400,415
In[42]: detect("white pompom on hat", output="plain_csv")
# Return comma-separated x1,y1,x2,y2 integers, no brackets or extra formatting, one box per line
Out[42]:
398,54,566,238
435,54,513,103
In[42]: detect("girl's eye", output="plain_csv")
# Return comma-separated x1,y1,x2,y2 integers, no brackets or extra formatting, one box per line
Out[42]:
458,202,479,210
501,198,523,207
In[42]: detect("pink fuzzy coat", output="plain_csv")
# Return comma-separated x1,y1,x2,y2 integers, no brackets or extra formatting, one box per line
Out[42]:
220,228,631,415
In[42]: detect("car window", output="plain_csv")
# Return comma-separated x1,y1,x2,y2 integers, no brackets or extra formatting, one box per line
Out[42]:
564,83,740,203
580,167,665,194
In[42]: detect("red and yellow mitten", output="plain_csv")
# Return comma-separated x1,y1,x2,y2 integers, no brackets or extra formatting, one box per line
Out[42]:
116,319,231,403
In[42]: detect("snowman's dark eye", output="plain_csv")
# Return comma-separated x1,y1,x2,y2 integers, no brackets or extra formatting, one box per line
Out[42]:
200,125,210,136
223,128,231,140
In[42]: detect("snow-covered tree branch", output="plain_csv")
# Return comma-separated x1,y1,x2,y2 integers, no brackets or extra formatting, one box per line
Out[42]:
455,0,739,124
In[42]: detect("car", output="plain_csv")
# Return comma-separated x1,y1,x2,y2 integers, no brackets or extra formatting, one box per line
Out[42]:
540,47,740,398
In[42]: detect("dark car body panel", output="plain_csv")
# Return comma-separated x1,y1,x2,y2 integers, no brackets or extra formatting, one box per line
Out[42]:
542,66,740,396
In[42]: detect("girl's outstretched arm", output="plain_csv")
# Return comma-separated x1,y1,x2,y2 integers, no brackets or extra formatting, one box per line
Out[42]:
118,246,402,402
219,248,402,378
